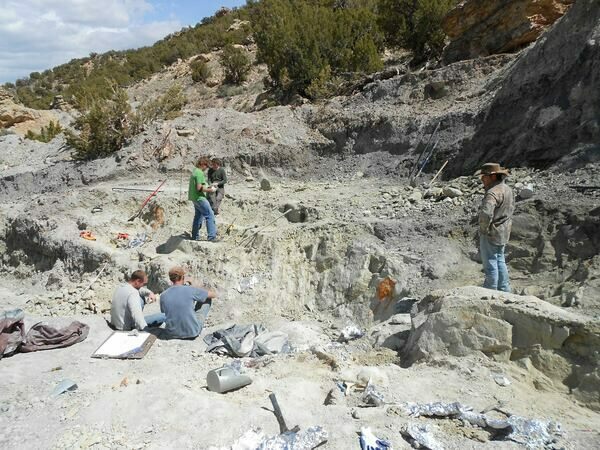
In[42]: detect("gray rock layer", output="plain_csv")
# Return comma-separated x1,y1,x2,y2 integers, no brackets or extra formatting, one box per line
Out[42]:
453,0,600,174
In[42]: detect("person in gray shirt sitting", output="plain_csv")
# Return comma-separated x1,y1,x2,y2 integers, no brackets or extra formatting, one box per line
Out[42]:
110,270,165,331
160,266,218,339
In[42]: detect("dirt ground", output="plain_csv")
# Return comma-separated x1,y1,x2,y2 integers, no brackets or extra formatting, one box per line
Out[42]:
1,169,599,449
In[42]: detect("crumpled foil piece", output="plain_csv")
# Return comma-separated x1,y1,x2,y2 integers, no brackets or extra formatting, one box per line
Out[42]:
338,324,364,343
212,427,328,450
225,358,244,375
362,379,385,407
400,402,562,448
400,423,443,450
504,416,562,448
402,401,467,417
258,426,328,450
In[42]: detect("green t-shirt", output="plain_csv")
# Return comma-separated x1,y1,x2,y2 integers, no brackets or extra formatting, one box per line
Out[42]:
188,167,207,202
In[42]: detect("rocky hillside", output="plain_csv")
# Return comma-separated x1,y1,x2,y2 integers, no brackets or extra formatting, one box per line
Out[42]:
0,1,599,449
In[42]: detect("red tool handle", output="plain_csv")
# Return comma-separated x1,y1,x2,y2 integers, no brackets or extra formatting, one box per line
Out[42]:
138,179,166,211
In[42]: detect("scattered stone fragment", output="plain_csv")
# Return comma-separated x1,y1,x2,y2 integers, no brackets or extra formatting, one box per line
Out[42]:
442,186,463,198
260,178,272,191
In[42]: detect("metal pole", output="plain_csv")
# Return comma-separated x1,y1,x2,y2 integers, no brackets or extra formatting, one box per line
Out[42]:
112,187,165,192
428,160,449,187
410,121,440,179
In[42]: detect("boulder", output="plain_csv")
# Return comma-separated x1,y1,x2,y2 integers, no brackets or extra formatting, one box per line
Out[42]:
403,286,600,409
442,0,574,63
370,313,411,352
0,87,14,102
280,202,311,223
227,19,250,33
0,90,59,134
50,95,69,111
260,178,272,191
408,191,422,203
0,102,37,128
442,186,463,198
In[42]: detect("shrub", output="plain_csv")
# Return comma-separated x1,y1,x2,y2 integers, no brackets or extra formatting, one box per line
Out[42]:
136,84,187,127
377,0,457,62
65,85,133,160
220,45,251,85
190,60,212,83
250,0,383,98
216,84,245,98
25,121,62,143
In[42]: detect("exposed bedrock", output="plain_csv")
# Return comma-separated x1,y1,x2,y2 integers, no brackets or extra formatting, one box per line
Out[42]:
2,215,109,274
452,0,600,174
442,0,574,63
403,286,600,410
506,201,600,304
148,220,466,326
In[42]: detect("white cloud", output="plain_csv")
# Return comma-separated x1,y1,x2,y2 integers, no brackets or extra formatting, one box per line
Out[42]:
0,0,182,82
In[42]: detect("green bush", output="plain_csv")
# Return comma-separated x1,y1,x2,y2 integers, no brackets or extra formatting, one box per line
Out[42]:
220,45,251,85
10,7,252,110
250,0,383,99
190,60,212,83
25,121,62,143
65,85,133,160
216,84,245,98
137,84,187,126
377,0,457,62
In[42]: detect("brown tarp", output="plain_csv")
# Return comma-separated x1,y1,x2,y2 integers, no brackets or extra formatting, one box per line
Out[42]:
20,321,89,353
0,318,26,358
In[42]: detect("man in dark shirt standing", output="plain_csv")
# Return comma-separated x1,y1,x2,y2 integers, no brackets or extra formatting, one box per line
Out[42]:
207,157,227,215
160,266,218,339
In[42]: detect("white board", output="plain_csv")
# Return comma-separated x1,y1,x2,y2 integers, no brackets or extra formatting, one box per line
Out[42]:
92,331,155,359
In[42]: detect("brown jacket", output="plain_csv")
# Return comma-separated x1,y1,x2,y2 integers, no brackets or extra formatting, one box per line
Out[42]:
479,180,514,245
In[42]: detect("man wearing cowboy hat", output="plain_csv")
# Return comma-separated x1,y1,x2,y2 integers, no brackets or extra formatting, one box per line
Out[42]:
476,163,515,292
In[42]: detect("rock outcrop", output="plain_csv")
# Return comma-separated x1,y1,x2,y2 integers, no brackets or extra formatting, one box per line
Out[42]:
403,286,600,410
442,0,574,63
0,88,59,135
451,0,600,174
0,91,36,129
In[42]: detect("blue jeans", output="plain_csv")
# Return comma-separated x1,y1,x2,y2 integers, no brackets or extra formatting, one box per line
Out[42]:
192,199,217,240
480,235,511,292
195,299,212,333
140,298,166,328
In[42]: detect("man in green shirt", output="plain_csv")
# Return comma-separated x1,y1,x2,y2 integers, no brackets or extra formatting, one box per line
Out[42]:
207,157,227,215
188,157,218,241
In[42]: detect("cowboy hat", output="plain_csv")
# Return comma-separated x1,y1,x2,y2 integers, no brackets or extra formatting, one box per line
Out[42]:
475,162,509,177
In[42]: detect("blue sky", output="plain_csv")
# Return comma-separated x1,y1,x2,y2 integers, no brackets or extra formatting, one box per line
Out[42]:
0,0,247,83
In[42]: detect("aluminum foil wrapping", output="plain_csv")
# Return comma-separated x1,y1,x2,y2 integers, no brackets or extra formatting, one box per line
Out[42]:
402,401,468,417
338,324,364,343
401,423,443,450
400,402,562,448
504,416,562,448
225,358,243,375
362,380,385,407
258,426,328,450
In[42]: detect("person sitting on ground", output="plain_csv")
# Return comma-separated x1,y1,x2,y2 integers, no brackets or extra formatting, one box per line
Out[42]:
110,270,165,331
207,157,227,215
160,266,218,339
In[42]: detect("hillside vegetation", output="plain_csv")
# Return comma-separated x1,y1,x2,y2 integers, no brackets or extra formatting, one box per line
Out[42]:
3,7,252,110
3,0,457,110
